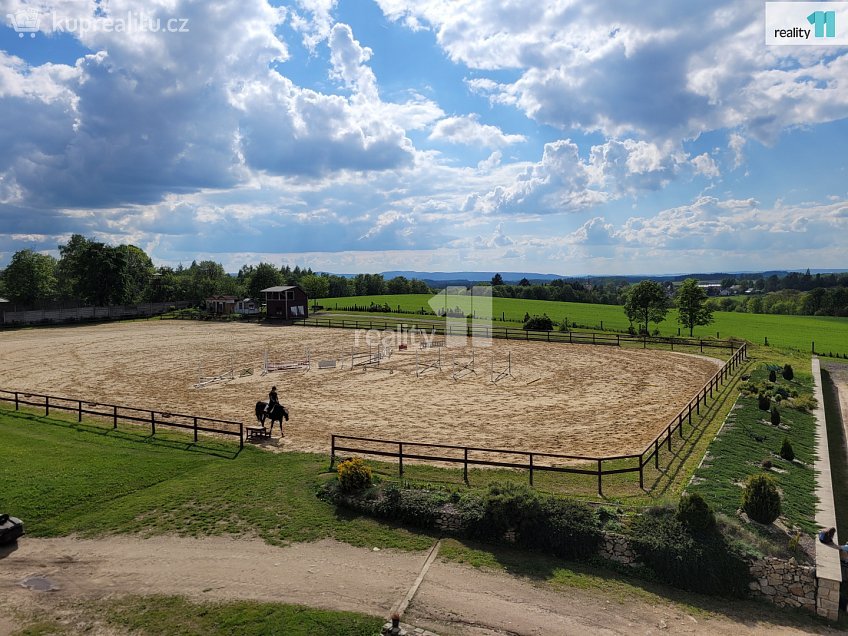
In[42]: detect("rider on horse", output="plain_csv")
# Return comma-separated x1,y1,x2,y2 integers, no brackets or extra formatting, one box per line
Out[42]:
266,386,279,414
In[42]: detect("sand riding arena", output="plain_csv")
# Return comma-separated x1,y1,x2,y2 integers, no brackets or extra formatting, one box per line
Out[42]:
0,322,724,458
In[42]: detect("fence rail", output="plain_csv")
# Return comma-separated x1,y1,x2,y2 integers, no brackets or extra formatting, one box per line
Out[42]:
331,342,748,495
0,389,244,447
294,317,741,354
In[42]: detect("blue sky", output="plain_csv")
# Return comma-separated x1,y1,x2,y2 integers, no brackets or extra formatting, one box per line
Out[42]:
0,0,846,275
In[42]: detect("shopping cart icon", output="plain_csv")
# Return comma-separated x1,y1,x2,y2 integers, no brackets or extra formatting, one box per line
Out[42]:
8,9,41,38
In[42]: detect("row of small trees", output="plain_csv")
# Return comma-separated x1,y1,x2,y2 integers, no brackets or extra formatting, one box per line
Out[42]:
624,279,712,336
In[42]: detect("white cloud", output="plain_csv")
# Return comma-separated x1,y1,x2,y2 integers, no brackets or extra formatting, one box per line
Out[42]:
378,1,848,144
691,153,720,179
429,114,525,148
728,133,746,169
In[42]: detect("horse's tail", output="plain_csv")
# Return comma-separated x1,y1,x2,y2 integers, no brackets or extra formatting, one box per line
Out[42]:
282,405,289,422
255,401,265,423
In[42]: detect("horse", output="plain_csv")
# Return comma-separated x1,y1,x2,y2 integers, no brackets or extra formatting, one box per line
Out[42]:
255,401,289,436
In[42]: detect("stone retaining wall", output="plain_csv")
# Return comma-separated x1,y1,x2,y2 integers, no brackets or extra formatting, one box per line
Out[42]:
598,533,817,613
748,556,817,611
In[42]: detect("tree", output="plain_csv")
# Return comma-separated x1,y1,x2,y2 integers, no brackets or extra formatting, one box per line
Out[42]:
387,276,410,294
2,250,58,305
299,273,329,303
246,262,283,300
491,273,504,286
676,278,713,336
116,244,154,304
518,277,530,287
623,280,670,335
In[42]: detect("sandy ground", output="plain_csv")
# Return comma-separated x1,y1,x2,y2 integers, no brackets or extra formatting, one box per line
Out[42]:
0,321,720,458
0,536,836,636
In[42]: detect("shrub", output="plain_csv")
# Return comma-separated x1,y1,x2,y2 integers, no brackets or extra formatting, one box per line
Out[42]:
742,473,781,524
336,458,372,493
770,406,780,426
558,319,569,332
757,393,771,411
782,364,794,381
629,508,750,597
780,437,795,462
768,369,777,383
523,314,554,331
789,394,817,412
761,459,772,469
676,493,716,533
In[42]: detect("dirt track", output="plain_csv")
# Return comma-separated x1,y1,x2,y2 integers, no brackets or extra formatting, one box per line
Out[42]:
0,321,720,457
0,536,835,635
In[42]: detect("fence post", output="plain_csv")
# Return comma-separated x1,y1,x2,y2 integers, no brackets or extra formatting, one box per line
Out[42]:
193,416,198,443
398,442,404,476
700,340,703,353
150,411,156,435
78,400,82,423
529,453,534,486
14,392,18,410
45,396,49,417
239,423,244,449
464,448,468,484
655,438,659,468
667,425,672,451
696,393,700,414
688,402,692,425
679,416,684,438
639,455,644,489
330,435,336,469
113,405,118,429
597,459,603,496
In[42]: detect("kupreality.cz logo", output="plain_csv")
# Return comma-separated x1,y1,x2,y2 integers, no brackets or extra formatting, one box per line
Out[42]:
766,2,848,45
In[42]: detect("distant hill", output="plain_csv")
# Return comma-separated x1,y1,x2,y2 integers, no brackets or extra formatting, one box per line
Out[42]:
325,269,848,286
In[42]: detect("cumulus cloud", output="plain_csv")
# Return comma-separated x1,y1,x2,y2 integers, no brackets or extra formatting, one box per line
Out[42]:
691,153,720,179
429,114,525,148
378,1,848,144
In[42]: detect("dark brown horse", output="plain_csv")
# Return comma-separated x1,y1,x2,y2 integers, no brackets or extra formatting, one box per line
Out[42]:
255,401,289,436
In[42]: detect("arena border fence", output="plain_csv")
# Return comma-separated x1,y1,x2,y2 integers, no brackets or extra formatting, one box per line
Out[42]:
330,342,748,496
0,389,244,448
294,316,742,354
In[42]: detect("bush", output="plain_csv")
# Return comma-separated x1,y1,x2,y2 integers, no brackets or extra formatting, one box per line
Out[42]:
768,369,777,383
757,393,771,411
780,437,795,462
761,459,772,469
336,458,372,493
782,364,794,381
676,493,715,533
770,406,780,426
742,473,781,524
629,508,749,597
523,314,554,331
789,394,817,412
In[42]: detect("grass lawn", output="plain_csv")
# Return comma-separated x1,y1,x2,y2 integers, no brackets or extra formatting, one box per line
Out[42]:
0,408,432,550
318,294,848,354
687,354,817,536
12,596,383,636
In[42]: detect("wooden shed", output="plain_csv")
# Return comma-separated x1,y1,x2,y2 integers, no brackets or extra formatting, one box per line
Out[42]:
261,285,309,319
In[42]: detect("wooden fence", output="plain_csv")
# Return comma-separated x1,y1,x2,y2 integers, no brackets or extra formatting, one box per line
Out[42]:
0,389,244,447
294,316,741,354
330,342,748,495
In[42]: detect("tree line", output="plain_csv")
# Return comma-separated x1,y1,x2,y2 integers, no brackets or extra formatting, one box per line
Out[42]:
0,236,433,308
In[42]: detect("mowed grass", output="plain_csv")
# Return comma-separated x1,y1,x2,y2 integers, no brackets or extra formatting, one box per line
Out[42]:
319,294,848,353
14,596,383,636
0,408,432,550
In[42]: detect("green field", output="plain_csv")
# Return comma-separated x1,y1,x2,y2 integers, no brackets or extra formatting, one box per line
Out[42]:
319,294,848,354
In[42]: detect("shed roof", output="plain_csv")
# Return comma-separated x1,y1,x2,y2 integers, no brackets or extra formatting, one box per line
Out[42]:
260,286,301,293
0,297,9,303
